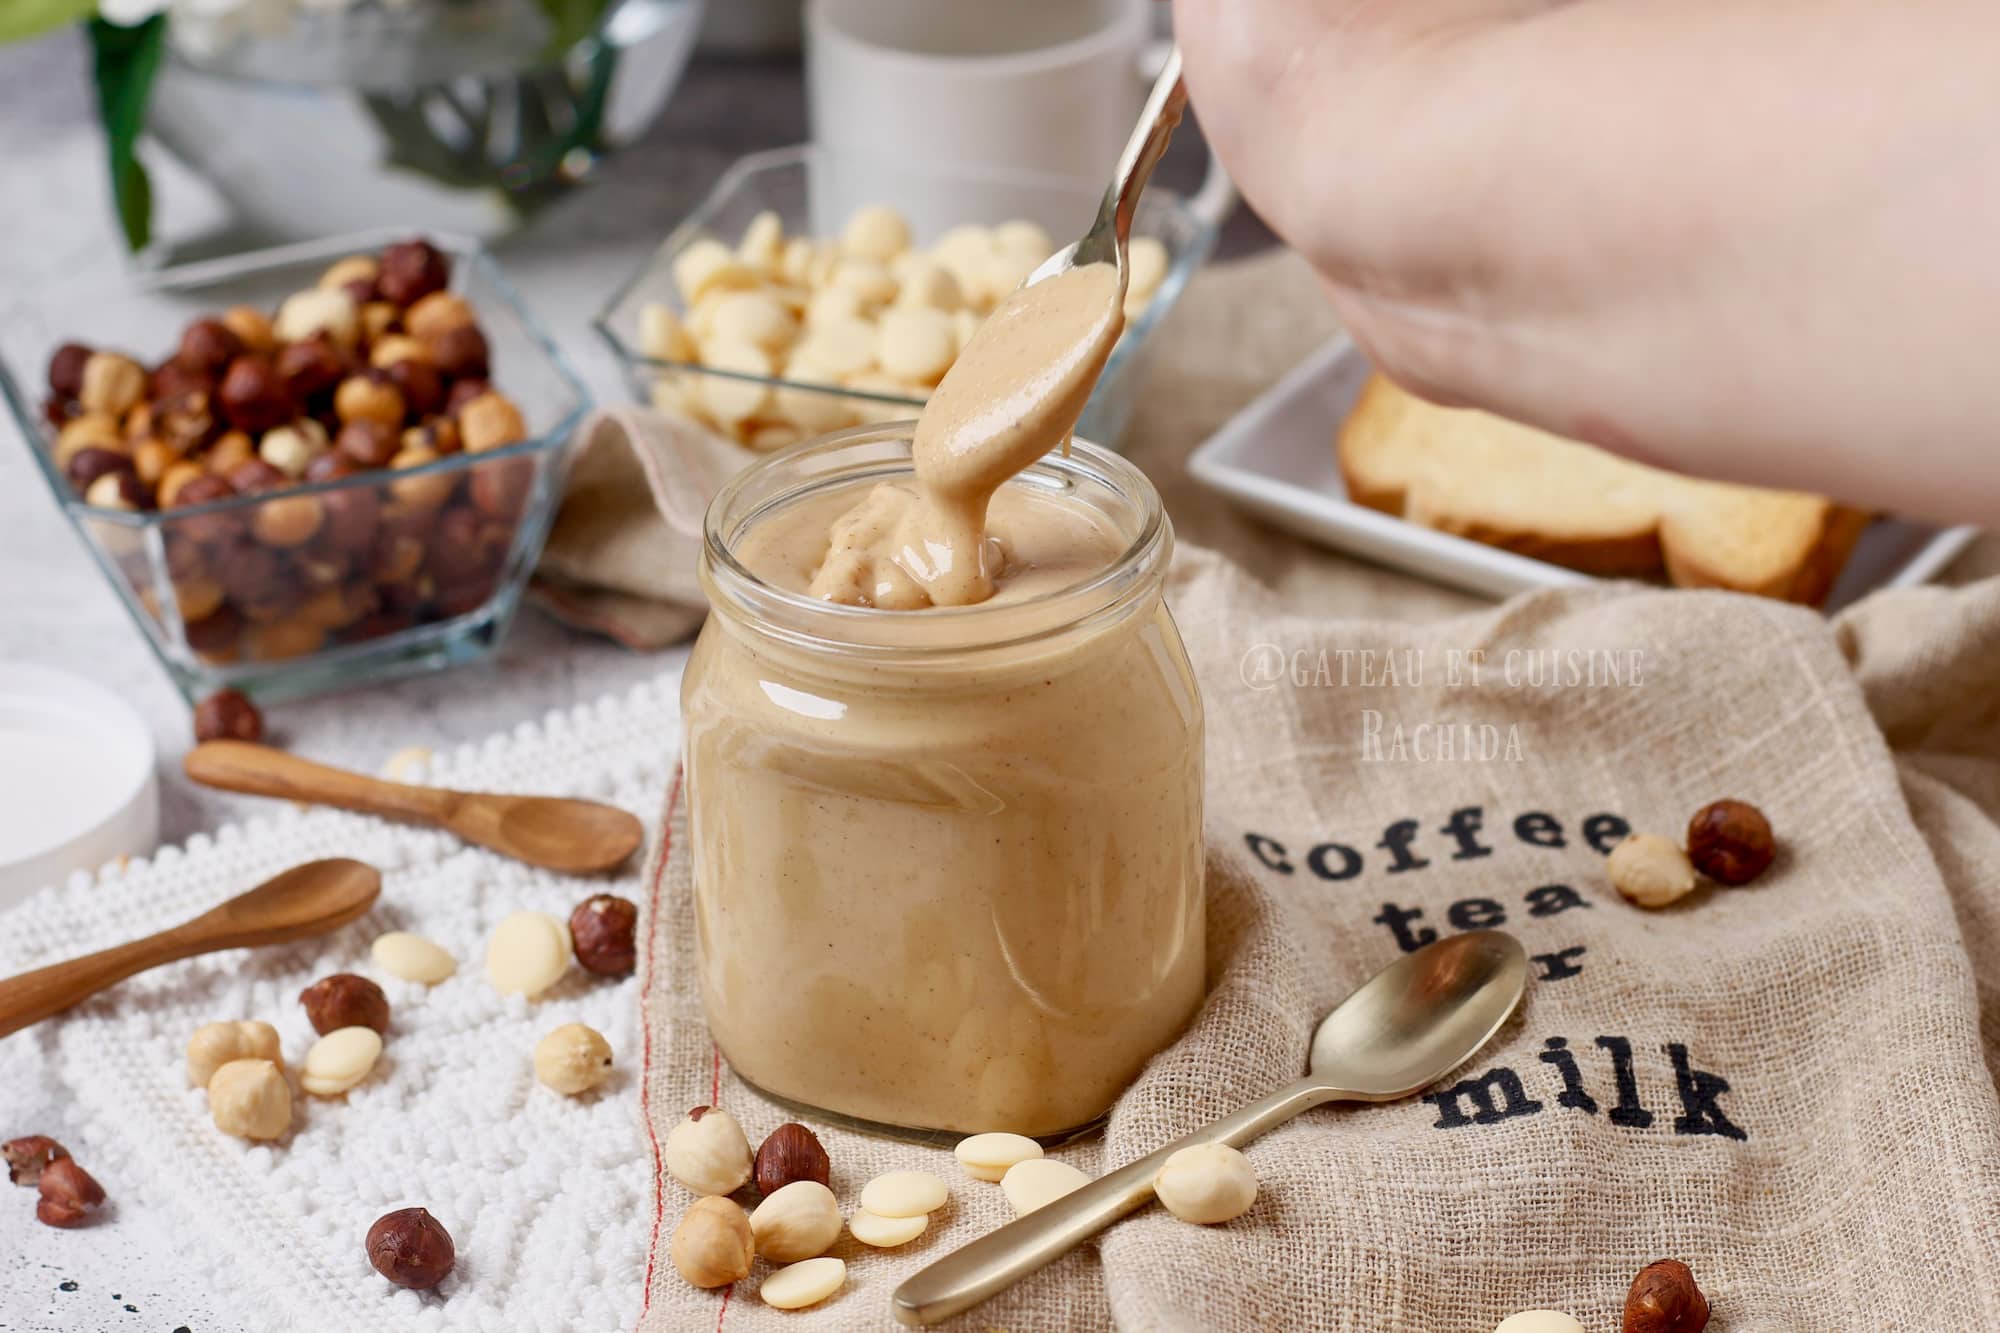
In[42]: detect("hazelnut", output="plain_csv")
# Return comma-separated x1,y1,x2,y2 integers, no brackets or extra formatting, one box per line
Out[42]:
569,894,638,977
336,419,400,469
1607,833,1698,909
65,445,134,492
433,576,498,619
360,301,399,343
388,446,455,511
35,1157,106,1229
427,324,490,381
303,449,356,484
3,1135,70,1187
252,494,326,548
470,457,533,521
425,506,500,585
175,575,227,622
296,972,390,1039
663,1104,753,1197
218,356,295,434
54,413,124,468
334,372,406,428
275,287,359,349
220,540,299,621
165,466,229,509
220,305,276,353
385,358,444,418
207,1057,291,1140
754,1123,831,1197
178,318,244,375
366,1207,455,1290
47,342,92,399
149,358,214,403
243,618,326,661
79,352,147,417
669,1195,754,1289
1686,799,1775,885
320,254,380,294
184,605,243,662
459,391,526,454
370,334,430,368
133,439,183,486
405,291,476,341
445,377,491,415
532,1022,614,1096
228,458,289,495
275,334,347,402
748,1180,841,1262
193,688,264,744
260,420,329,478
84,471,146,511
378,238,451,306
1623,1258,1710,1333
373,533,426,584
404,416,461,457
205,430,256,476
321,483,383,557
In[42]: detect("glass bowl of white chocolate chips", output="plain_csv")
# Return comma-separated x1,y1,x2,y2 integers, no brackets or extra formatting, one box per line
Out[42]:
592,143,1223,454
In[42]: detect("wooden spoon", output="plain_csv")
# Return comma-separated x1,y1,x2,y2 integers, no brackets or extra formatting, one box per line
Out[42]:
0,858,380,1039
184,741,644,875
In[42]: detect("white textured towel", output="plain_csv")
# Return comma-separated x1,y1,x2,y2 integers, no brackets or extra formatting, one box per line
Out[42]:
0,677,681,1333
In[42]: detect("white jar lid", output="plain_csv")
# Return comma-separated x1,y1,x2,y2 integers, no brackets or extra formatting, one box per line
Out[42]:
0,664,159,909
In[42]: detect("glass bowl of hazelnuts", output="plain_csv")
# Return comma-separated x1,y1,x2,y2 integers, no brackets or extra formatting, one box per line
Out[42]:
1,231,588,702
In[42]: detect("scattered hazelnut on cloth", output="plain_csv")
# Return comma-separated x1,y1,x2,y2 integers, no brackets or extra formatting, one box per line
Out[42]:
299,973,390,1035
670,1195,754,1289
569,894,638,977
755,1123,831,1196
367,1207,455,1289
193,688,263,743
1623,1258,1710,1333
34,1157,107,1229
533,1023,614,1096
664,1105,753,1197
1607,833,1698,909
1687,799,1775,885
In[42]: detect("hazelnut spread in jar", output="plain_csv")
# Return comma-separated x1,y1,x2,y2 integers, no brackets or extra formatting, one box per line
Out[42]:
684,263,1204,1137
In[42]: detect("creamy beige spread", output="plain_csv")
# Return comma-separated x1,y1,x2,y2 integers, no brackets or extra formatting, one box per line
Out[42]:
687,258,1205,1135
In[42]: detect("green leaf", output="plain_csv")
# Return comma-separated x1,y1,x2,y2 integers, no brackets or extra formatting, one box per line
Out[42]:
534,0,612,61
0,0,96,45
87,14,165,252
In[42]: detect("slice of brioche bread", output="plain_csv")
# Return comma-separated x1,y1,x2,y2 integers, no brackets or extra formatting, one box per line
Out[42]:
1336,373,1866,604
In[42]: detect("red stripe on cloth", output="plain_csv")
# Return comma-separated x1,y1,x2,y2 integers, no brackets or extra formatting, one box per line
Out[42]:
711,1042,722,1105
716,1286,734,1331
637,764,686,1327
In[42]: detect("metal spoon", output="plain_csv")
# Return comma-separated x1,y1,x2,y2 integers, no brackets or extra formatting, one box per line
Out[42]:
892,930,1530,1326
1025,44,1189,299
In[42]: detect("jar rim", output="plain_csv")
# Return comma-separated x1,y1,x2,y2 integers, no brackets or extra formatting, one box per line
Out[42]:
700,423,1172,659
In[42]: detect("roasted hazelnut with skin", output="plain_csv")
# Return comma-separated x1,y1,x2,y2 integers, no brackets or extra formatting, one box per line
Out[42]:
300,973,390,1035
153,390,217,453
367,1207,455,1290
79,352,146,418
228,458,290,495
372,532,426,585
175,576,227,623
388,446,455,511
221,305,276,353
252,494,325,548
194,688,263,743
244,618,326,661
470,457,533,521
4,1135,69,1187
205,430,256,476
218,356,295,435
53,413,123,469
1623,1259,1710,1333
321,484,383,557
178,318,245,375
459,391,526,454
404,416,461,457
1686,799,1775,886
429,325,491,382
275,334,347,403
335,419,400,469
164,467,231,512
377,238,451,305
385,357,444,419
35,1157,106,1229
185,606,242,662
149,358,214,404
755,1123,831,1198
47,342,92,400
334,372,406,428
569,894,638,977
425,506,499,585
445,377,491,415
405,291,476,341
85,471,147,511
66,445,134,492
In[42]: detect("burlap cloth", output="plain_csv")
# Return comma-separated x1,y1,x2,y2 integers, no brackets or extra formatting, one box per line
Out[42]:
587,251,2000,1330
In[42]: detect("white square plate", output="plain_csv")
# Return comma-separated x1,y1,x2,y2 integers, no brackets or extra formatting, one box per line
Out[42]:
1186,337,1977,612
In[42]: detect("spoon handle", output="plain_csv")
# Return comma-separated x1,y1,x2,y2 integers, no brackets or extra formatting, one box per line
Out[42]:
1103,45,1188,247
0,934,193,1039
186,741,454,824
891,1076,1335,1326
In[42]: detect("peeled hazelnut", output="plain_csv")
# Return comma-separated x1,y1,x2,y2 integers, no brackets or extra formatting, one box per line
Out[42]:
1623,1258,1710,1333
275,334,347,402
406,291,477,341
427,324,490,381
218,356,295,435
252,494,326,548
35,1156,106,1229
1608,833,1698,909
367,1206,455,1290
47,342,92,399
335,372,406,428
84,471,146,511
569,894,638,977
79,352,146,417
459,391,526,454
54,413,124,468
754,1123,831,1197
336,419,400,469
66,445,134,492
300,973,390,1035
3,1135,69,1187
178,318,244,375
670,1195,754,1289
275,287,359,349
370,334,430,368
175,576,227,622
320,254,380,294
1686,799,1775,886
163,468,231,514
388,446,455,511
378,238,451,306
532,1022,614,1096
207,1057,291,1140
260,420,329,478
384,358,444,419
404,416,461,457
193,688,264,744
221,305,276,354
206,430,256,476
748,1180,841,1262
133,439,182,486
664,1105,753,1197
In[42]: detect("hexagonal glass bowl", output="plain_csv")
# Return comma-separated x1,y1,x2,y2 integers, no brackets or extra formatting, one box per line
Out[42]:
0,231,589,703
592,143,1224,452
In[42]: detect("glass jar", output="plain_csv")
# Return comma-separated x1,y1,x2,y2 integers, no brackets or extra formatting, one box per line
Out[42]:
683,425,1205,1140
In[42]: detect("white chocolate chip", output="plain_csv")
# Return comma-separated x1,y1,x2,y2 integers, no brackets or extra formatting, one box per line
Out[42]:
378,745,433,783
794,319,876,379
778,237,816,286
953,1131,1043,1183
673,238,758,304
372,931,456,985
847,1209,927,1247
1608,833,1698,908
746,423,803,453
830,258,898,309
993,219,1053,261
805,284,868,329
840,205,910,262
1000,1158,1090,1217
1493,1314,1587,1333
890,256,963,312
737,209,785,273
485,911,571,997
1152,1143,1257,1224
300,1025,383,1097
859,1170,948,1218
749,1181,842,1262
758,1256,845,1311
698,339,776,425
1126,236,1170,304
639,304,696,362
774,369,861,433
875,307,958,385
705,290,797,353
